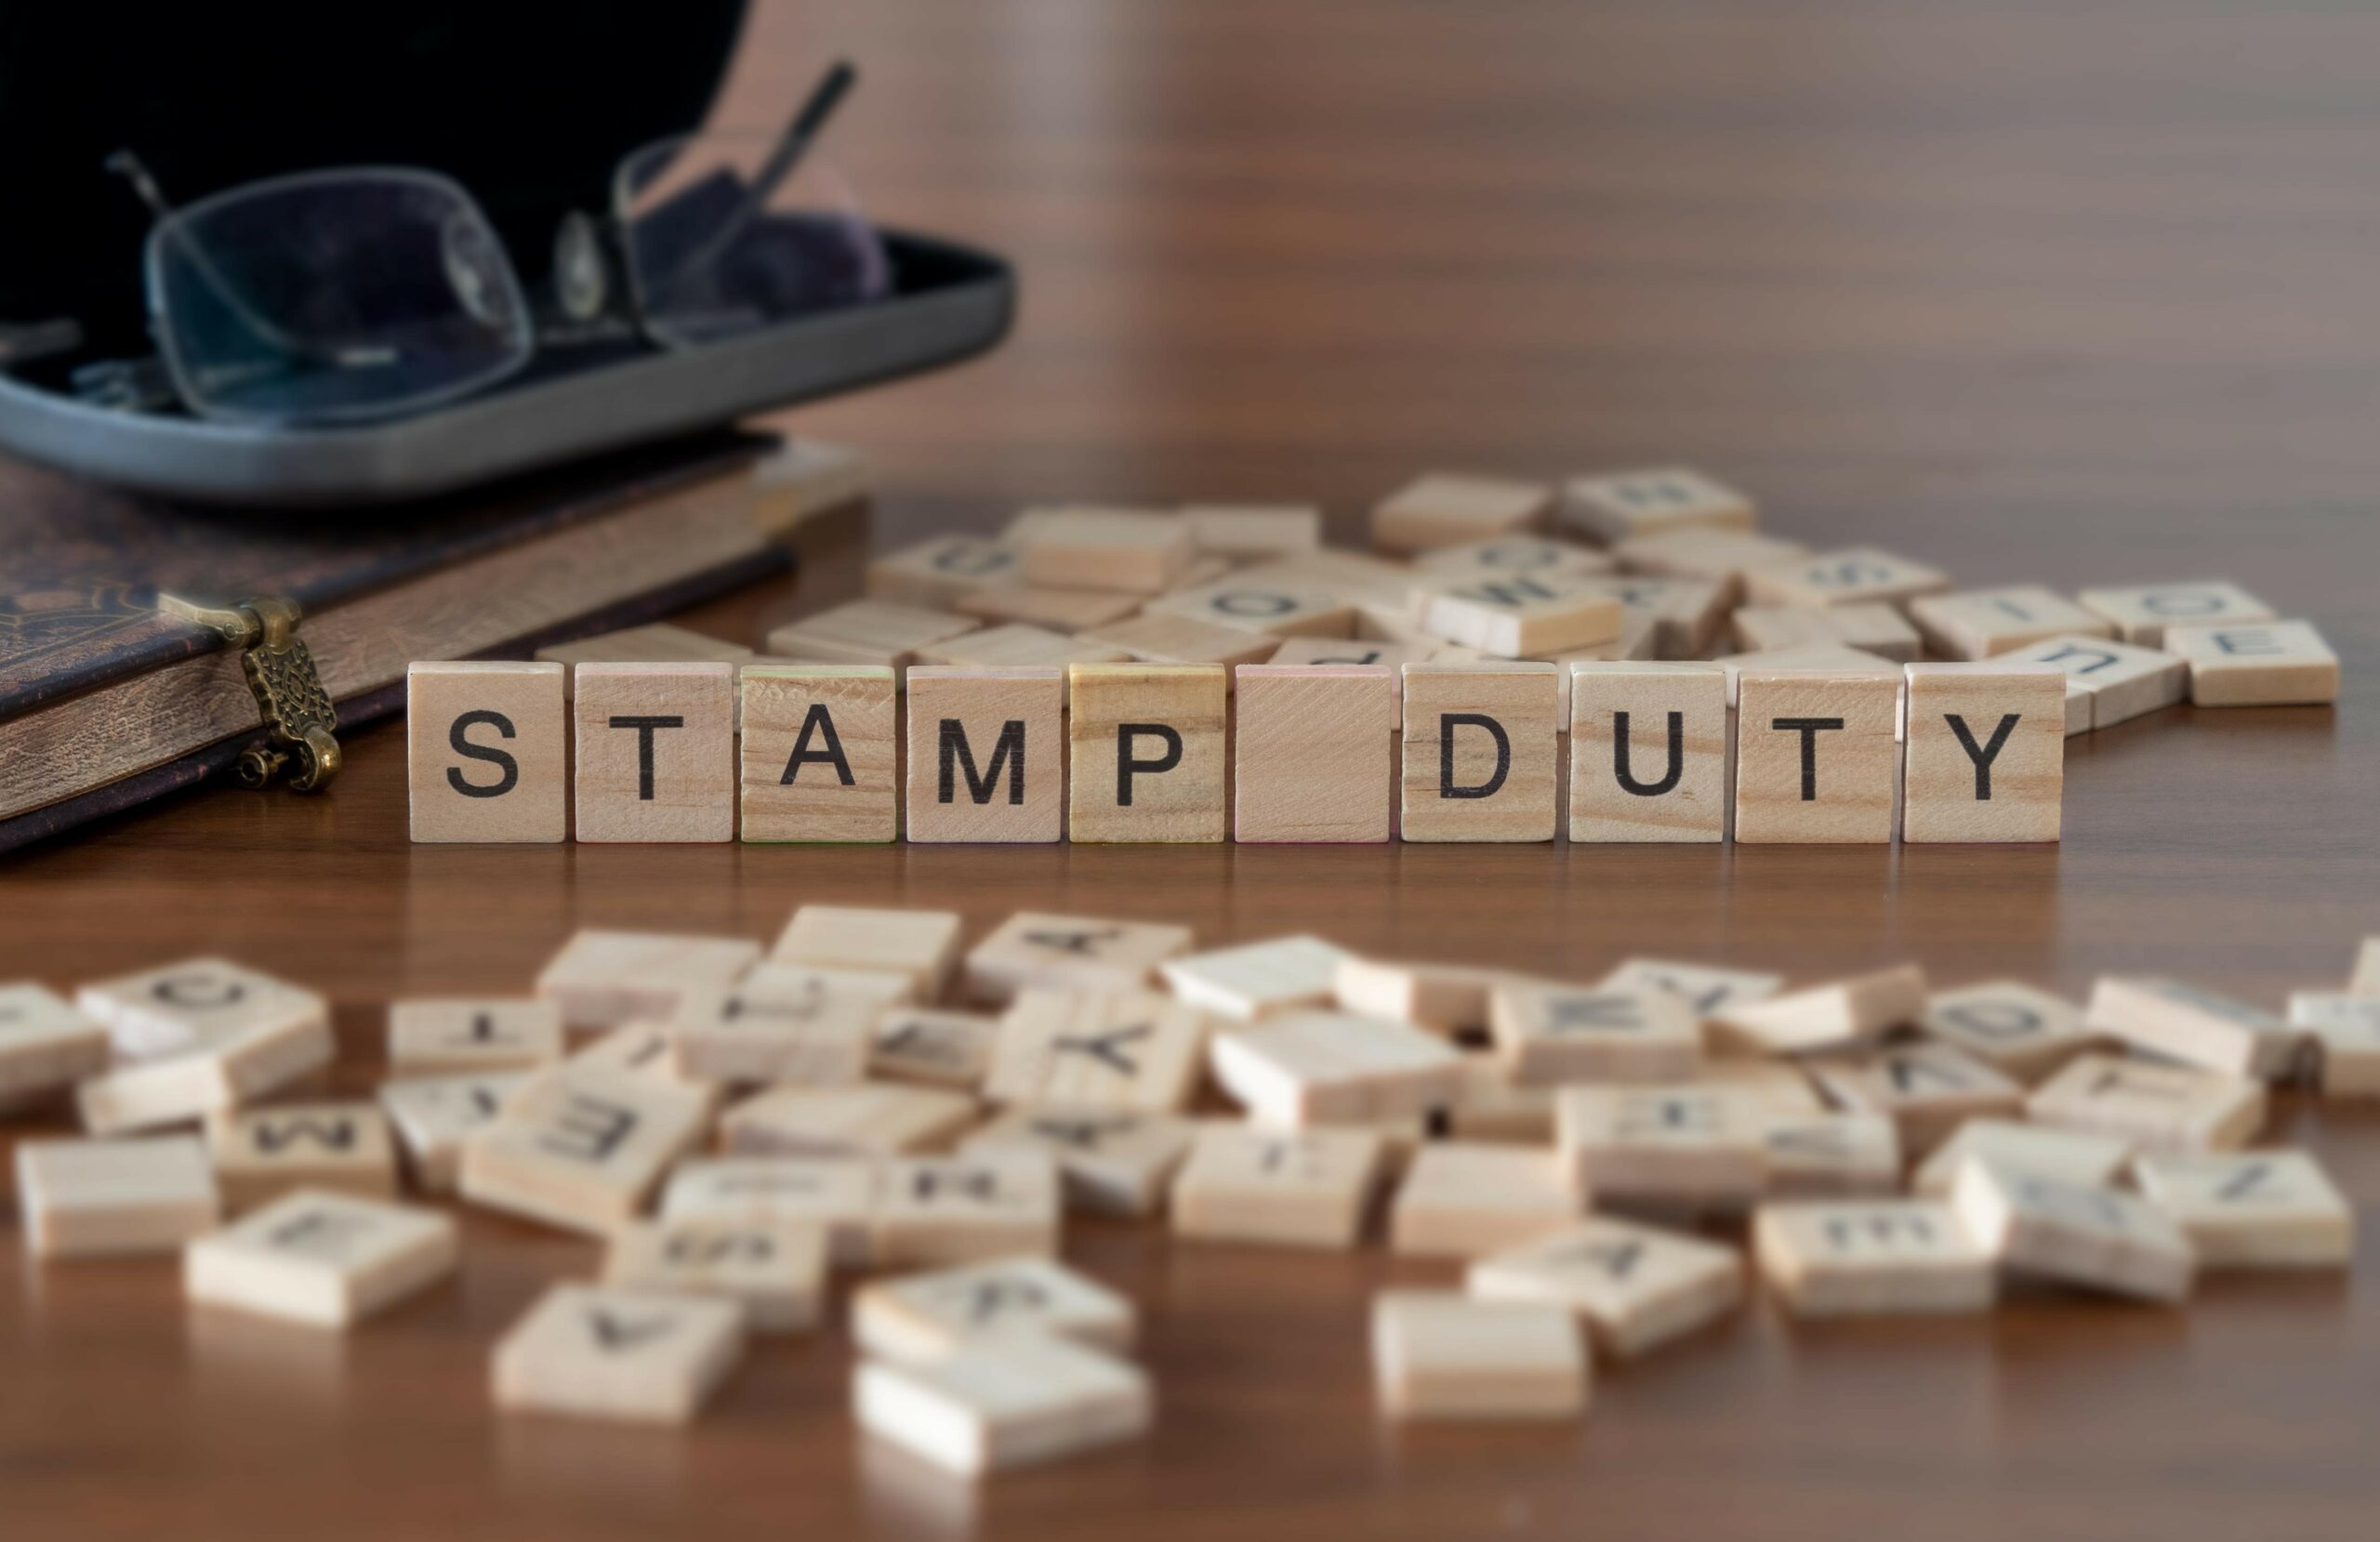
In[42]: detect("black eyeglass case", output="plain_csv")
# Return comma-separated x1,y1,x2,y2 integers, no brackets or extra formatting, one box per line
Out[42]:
0,1,1013,510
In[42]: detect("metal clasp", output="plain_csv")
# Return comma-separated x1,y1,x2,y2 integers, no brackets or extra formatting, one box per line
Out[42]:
159,592,342,794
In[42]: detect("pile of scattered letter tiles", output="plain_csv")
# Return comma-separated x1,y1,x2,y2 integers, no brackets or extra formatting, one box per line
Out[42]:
6,917,2374,1473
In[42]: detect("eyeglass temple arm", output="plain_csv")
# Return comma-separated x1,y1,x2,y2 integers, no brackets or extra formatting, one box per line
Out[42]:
106,150,320,361
642,59,858,294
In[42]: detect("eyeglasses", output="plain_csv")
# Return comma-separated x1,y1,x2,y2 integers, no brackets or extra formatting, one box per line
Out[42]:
95,59,887,428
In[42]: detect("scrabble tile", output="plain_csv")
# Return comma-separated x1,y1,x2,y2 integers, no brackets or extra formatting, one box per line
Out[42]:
1554,1085,1772,1210
2132,1151,2353,1270
1743,547,1950,610
1713,642,1903,709
77,956,329,1060
1999,633,2188,731
16,1135,219,1257
1808,1043,2025,1157
1159,935,1354,1020
1911,1118,2129,1199
1697,1058,1828,1114
1078,612,1280,672
1446,1056,1558,1142
872,1152,1063,1268
1145,574,1358,639
660,1157,878,1265
668,964,895,1085
1065,663,1228,843
1901,663,2066,843
853,1255,1137,1364
2075,579,2276,646
1567,661,1727,843
2084,977,2297,1081
1489,981,1702,1086
866,534,1025,609
1951,1160,2195,1303
405,662,568,843
1732,670,1900,844
764,905,960,999
76,1017,337,1138
206,1100,399,1213
1170,1124,1386,1247
1414,534,1614,583
853,1333,1152,1476
1600,958,1785,1019
1371,1292,1587,1420
572,662,736,843
1610,526,1807,589
1580,575,1732,660
763,599,977,673
1762,1112,1901,1197
1210,1011,1464,1127
387,999,562,1076
459,1069,712,1235
1231,666,1396,843
1905,586,2114,661
1372,473,1552,554
871,1008,1001,1090
536,623,751,677
493,1283,747,1425
900,666,1066,844
1466,1216,1744,1358
1398,661,1558,842
185,1189,457,1328
1389,1142,1584,1258
954,584,1147,635
1264,638,1435,694
1416,573,1623,658
962,1105,1199,1217
2164,618,2339,706
2027,1051,2266,1152
749,436,870,534
1558,467,1755,545
1017,507,1195,593
738,664,897,843
1335,956,1513,1034
2289,992,2380,1096
721,1082,976,1158
602,1215,827,1332
1917,981,2097,1083
962,913,1195,1004
915,623,1130,670
0,982,108,1108
378,1072,532,1193
1729,603,1921,664
1753,1199,1996,1318
1182,503,1324,560
1706,965,1927,1057
532,929,761,1031
986,989,1210,1111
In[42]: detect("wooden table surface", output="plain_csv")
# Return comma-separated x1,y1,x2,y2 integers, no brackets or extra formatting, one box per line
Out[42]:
7,2,2380,1536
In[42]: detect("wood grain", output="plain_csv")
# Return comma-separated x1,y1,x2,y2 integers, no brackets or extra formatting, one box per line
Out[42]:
6,1,2380,1537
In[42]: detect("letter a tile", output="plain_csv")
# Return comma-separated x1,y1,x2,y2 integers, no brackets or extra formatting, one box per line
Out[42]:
740,665,898,842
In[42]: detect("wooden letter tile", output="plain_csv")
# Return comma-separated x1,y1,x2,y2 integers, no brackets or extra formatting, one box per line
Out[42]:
459,1069,712,1235
76,956,329,1061
1600,958,1784,1019
871,1152,1063,1268
1399,661,1558,842
903,666,1065,843
1371,1292,1587,1420
988,989,1210,1112
406,662,567,843
1066,663,1228,843
379,1072,533,1193
1753,1199,1995,1317
853,1255,1136,1364
1742,547,1950,610
740,664,898,843
1611,525,1806,588
2084,976,2297,1081
1558,467,1755,545
1170,1124,1386,1247
1210,1011,1463,1126
206,1100,399,1213
1371,472,1552,555
1999,633,2187,731
660,1157,877,1266
1335,956,1514,1034
1388,1142,1584,1258
1706,964,1926,1057
1582,575,1732,659
762,599,977,676
963,1106,1198,1218
1729,603,1921,663
1911,1117,2130,1199
1732,671,1900,843
1466,1215,1744,1358
1078,612,1278,671
1901,663,2065,843
1489,981,1701,1086
721,1083,977,1159
184,1188,457,1328
1416,573,1623,657
602,1216,827,1333
1905,586,2114,659
1414,534,1613,582
668,964,894,1086
573,662,735,843
1951,1160,2196,1303
2132,1150,2353,1270
1146,574,1357,639
962,914,1194,1003
536,623,751,677
2289,992,2380,1097
532,929,761,1031
871,1008,1001,1089
853,1333,1152,1475
2074,579,2275,646
916,622,1130,669
0,982,109,1110
1807,1043,2025,1157
387,998,563,1076
493,1283,747,1424
2026,1052,2266,1152
1568,662,1727,843
2163,619,2339,706
1158,935,1353,1020
1232,666,1396,843
1182,503,1323,560
866,534,1025,609
1017,507,1195,594
76,1017,336,1138
1917,980,2096,1083
1762,1111,1902,1197
16,1135,219,1258
769,905,962,997
1554,1085,1772,1210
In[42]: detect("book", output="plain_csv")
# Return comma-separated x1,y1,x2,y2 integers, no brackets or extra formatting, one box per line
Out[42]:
0,431,794,853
